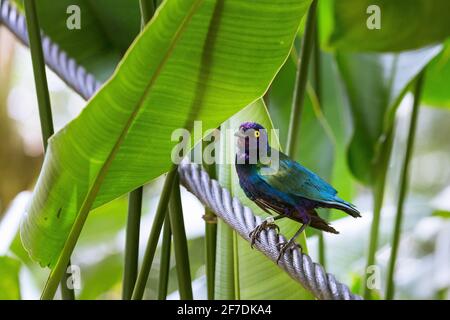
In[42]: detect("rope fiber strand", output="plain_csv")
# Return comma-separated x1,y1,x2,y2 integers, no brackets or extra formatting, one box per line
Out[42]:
1,0,362,300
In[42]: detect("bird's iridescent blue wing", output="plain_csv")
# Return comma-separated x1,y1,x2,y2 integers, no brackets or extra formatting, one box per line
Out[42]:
257,151,337,203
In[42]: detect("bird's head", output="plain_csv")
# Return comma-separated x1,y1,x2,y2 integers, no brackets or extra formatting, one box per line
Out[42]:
235,122,269,160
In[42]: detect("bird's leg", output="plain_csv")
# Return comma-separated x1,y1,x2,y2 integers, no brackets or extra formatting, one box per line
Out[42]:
249,215,283,248
276,216,311,264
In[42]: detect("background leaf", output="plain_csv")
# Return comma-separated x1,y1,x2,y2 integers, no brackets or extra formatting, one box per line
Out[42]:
13,0,141,81
320,0,450,52
336,46,442,185
422,42,450,109
0,256,21,299
21,0,311,268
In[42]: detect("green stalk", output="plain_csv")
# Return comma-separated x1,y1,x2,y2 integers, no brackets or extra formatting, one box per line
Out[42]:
139,0,157,29
60,268,75,300
157,215,172,300
203,142,217,300
385,71,425,300
23,0,53,149
60,248,75,299
363,127,394,299
122,187,143,299
122,0,158,300
312,21,321,111
285,0,317,157
132,168,177,299
317,232,326,267
205,214,217,299
232,231,240,299
312,15,326,268
214,123,236,299
169,173,193,300
24,0,74,300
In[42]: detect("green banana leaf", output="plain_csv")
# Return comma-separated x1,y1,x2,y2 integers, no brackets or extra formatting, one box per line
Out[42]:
422,41,450,109
5,196,132,298
21,0,312,268
320,0,450,52
0,256,21,299
215,100,313,299
336,46,442,185
12,0,141,81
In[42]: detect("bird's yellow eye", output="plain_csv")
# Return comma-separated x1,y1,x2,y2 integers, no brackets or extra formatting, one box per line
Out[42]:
254,131,260,138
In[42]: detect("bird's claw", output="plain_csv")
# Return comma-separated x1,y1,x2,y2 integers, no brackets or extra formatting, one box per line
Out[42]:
248,217,280,248
276,239,302,264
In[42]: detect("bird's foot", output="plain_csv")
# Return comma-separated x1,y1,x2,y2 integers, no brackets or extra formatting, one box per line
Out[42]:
249,217,280,248
276,238,303,264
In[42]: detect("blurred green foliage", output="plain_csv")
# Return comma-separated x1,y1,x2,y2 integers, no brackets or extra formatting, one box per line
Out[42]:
1,0,450,300
422,42,450,109
13,0,141,81
0,256,21,299
336,46,442,185
321,0,450,52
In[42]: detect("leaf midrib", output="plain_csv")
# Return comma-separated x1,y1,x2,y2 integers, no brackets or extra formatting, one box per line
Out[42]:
79,0,204,217
53,0,205,264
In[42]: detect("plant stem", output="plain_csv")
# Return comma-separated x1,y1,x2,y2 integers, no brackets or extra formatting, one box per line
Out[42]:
23,0,53,150
205,214,217,299
285,0,317,157
214,123,236,299
132,168,176,299
122,0,158,300
363,127,394,299
122,187,143,299
232,230,240,299
139,0,157,29
60,268,75,300
312,14,326,268
385,71,425,300
157,215,172,300
24,0,74,300
317,231,326,266
169,173,193,300
312,21,321,111
203,142,217,300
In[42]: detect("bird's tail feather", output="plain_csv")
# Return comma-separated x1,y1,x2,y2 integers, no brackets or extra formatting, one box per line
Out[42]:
309,210,339,234
321,197,361,218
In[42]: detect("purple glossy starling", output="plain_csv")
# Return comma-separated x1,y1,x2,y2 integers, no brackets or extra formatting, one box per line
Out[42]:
235,122,360,263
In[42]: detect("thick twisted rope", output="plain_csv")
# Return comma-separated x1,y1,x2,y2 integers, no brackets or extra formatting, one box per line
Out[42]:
0,0,101,100
1,0,362,300
179,161,362,300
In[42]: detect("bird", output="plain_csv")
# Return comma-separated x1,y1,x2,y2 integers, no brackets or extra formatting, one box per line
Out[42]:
235,122,360,263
